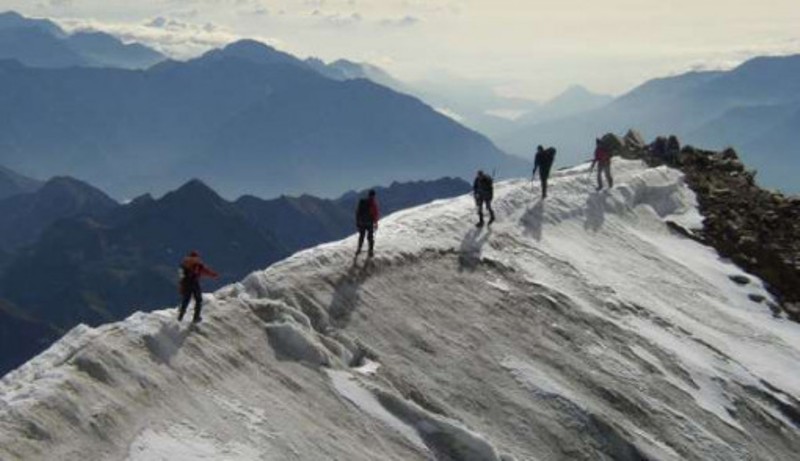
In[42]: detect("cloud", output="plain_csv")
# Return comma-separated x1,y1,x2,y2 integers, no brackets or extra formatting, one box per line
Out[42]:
171,9,200,19
433,106,464,122
312,10,362,28
681,39,800,73
57,16,281,59
379,15,420,28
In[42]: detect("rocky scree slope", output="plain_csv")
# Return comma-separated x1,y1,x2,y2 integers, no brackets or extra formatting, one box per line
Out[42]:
612,131,800,320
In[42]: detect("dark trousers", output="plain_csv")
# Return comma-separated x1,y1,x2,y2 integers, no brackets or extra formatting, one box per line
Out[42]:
597,161,613,189
179,282,203,321
539,167,551,198
357,224,374,254
476,196,495,223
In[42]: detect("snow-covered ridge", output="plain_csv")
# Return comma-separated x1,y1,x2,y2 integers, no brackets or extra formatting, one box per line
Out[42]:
2,160,799,460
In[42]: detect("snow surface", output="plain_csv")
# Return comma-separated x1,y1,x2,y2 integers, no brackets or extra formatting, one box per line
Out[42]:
2,159,800,460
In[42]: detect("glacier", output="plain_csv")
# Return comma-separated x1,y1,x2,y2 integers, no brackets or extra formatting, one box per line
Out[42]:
1,159,799,460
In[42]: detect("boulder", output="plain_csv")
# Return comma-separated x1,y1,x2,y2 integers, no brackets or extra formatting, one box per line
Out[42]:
623,129,646,150
720,147,738,160
748,294,766,304
729,275,750,285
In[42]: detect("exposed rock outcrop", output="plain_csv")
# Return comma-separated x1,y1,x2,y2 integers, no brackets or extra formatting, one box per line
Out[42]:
611,130,800,320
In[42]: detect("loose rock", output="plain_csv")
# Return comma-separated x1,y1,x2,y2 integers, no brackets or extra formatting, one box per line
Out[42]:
729,275,750,285
602,131,800,321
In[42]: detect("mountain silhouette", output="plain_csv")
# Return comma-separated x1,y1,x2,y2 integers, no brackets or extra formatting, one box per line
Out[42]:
0,176,117,251
0,11,164,69
0,164,41,200
65,31,165,69
0,175,470,375
501,55,800,193
0,38,523,199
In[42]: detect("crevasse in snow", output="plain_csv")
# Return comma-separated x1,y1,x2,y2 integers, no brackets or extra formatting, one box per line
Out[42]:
2,159,799,460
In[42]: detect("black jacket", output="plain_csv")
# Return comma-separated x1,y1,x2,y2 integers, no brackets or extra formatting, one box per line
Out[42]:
473,175,493,200
534,148,556,172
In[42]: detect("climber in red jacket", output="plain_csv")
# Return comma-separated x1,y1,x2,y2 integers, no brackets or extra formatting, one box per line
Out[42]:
178,250,218,323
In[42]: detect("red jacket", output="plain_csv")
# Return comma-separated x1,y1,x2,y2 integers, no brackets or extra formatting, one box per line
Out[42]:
594,147,611,164
181,255,218,283
369,198,380,224
357,197,380,227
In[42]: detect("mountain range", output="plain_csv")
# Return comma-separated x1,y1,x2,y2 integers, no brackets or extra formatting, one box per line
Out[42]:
314,53,798,194
0,168,470,375
4,10,796,194
497,55,800,193
0,11,164,69
308,59,541,139
0,13,525,200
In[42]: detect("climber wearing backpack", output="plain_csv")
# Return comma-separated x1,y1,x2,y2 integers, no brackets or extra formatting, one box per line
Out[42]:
532,145,557,199
473,170,495,227
178,250,218,323
590,138,614,190
355,189,380,257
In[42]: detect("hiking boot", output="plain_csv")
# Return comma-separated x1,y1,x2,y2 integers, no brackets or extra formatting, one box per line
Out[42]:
192,316,202,323
476,221,484,228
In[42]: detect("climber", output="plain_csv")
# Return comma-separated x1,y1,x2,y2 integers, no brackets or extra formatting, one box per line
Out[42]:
178,250,218,323
532,145,557,199
355,189,380,257
590,138,613,190
473,170,495,227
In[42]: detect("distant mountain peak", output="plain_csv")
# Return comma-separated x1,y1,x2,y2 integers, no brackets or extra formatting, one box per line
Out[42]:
0,10,65,38
64,30,165,69
223,39,274,54
0,11,23,21
547,84,611,106
42,175,90,187
168,179,224,203
214,39,301,67
40,176,100,194
37,176,118,207
176,178,214,192
561,84,593,95
0,11,162,69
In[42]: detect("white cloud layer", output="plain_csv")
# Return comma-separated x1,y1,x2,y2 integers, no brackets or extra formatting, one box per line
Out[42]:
58,16,276,58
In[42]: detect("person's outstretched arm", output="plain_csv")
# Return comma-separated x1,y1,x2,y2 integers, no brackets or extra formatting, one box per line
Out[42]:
200,264,219,279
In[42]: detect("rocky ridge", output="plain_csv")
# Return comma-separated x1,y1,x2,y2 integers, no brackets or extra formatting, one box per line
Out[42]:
612,129,800,320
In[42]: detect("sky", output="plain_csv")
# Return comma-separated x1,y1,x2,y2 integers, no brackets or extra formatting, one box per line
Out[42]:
2,0,800,100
